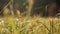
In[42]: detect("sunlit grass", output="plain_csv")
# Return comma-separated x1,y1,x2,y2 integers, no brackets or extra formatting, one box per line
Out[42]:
0,15,60,34
0,0,60,34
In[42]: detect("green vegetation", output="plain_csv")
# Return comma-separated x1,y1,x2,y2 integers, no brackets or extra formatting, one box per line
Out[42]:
0,16,60,34
0,0,60,34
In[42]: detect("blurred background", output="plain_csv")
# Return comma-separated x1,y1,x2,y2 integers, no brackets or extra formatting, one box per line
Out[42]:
0,0,60,17
0,0,60,34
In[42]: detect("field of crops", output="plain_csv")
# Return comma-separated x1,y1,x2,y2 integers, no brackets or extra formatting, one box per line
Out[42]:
0,16,60,34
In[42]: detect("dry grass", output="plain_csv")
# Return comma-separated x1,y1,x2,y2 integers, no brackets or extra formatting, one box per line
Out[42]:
0,0,60,34
0,16,60,34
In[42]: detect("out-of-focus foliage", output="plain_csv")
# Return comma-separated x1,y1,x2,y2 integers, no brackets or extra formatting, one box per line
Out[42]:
0,0,10,11
0,0,60,34
0,16,60,34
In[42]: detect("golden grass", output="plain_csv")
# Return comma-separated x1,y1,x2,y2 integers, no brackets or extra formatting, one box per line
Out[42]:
0,16,60,34
0,0,60,34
